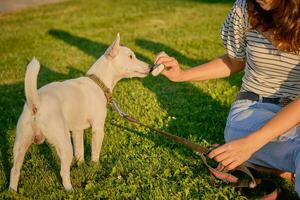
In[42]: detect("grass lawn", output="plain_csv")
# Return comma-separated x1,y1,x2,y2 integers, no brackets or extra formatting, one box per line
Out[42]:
0,0,297,199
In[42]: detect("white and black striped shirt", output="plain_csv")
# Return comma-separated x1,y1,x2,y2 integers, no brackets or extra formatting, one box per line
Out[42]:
221,0,300,99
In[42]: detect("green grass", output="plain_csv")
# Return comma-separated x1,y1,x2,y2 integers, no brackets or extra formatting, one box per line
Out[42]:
0,0,297,199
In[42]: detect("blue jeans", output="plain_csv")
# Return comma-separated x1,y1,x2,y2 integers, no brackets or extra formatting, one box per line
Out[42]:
224,99,300,196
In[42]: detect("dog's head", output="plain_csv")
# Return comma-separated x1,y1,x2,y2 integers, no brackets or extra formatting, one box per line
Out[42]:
104,34,150,78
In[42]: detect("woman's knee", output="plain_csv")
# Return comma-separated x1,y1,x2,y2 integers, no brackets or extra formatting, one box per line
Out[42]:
224,101,278,142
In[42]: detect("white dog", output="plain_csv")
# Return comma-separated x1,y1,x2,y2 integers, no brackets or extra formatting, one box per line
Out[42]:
9,34,150,191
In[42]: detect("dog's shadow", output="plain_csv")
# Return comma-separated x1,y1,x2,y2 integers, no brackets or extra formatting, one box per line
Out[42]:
0,64,85,191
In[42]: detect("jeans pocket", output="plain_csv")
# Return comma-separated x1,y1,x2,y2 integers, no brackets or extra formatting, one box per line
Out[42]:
225,100,279,139
226,100,256,127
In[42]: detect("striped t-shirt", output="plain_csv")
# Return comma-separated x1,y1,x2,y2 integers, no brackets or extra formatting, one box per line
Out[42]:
221,0,300,100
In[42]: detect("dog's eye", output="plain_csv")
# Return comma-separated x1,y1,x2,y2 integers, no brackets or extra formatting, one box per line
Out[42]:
129,55,133,59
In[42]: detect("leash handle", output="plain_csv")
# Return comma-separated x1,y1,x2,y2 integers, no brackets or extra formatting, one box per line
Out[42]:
199,153,239,183
200,146,258,187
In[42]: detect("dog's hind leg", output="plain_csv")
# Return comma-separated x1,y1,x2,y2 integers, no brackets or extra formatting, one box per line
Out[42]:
47,122,74,191
9,114,34,191
54,132,73,191
72,130,84,163
58,136,73,191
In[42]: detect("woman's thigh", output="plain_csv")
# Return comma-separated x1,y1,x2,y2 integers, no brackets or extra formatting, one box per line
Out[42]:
224,100,300,172
224,100,299,142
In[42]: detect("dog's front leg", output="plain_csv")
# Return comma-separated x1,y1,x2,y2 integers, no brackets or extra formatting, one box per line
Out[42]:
91,126,105,162
72,130,84,162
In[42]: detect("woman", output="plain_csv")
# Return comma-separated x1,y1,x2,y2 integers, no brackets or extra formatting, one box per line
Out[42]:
155,0,300,196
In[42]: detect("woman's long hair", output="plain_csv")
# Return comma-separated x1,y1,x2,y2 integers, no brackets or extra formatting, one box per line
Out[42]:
247,0,300,54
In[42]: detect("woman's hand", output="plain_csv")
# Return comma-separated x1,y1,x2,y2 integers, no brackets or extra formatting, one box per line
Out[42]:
208,136,258,171
155,52,185,82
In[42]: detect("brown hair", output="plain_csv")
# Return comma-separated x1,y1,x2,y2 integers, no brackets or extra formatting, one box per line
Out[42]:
247,0,300,54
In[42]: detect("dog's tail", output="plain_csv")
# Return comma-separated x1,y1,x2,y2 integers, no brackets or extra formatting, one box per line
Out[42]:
25,58,40,114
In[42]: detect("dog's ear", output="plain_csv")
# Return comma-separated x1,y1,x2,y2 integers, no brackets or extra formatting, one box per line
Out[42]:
105,33,120,59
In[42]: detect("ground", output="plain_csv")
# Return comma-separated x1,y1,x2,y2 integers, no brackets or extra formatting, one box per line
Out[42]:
0,0,64,14
0,0,297,199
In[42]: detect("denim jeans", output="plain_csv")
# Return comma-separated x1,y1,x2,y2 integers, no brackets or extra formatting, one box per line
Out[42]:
224,99,300,197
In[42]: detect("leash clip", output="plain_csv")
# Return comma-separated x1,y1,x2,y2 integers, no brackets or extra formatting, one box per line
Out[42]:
110,99,127,118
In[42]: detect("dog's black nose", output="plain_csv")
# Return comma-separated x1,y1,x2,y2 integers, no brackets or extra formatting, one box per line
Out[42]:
149,64,154,72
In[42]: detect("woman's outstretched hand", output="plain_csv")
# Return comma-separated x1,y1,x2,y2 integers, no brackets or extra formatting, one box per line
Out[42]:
155,52,185,82
208,137,257,171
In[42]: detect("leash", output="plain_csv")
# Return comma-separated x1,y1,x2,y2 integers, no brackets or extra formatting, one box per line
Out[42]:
87,74,280,199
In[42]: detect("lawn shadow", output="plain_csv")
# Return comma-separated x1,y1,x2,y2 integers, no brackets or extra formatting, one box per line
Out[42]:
135,39,230,150
135,39,199,66
48,29,108,58
0,63,84,191
48,29,231,159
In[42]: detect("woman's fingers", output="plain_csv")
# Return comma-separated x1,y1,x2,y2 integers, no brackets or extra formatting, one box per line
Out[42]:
154,52,183,82
208,138,255,171
154,52,178,71
208,145,227,159
220,157,235,167
216,158,237,171
155,51,168,63
163,58,177,67
208,144,239,170
226,161,239,171
214,153,238,171
213,151,232,162
156,56,175,66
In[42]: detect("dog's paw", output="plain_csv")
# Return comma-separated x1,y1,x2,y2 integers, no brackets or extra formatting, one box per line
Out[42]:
76,160,85,165
8,187,18,193
90,160,100,166
65,186,74,192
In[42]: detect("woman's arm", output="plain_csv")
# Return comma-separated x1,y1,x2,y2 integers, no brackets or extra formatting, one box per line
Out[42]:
208,96,300,170
155,52,245,82
248,96,300,149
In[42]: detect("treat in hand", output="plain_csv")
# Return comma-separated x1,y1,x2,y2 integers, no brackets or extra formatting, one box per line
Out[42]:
150,63,165,76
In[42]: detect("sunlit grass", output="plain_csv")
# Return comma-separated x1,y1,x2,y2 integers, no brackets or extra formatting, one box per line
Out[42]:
0,0,296,199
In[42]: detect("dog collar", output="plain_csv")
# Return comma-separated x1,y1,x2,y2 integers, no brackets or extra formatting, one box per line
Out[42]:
87,74,113,103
